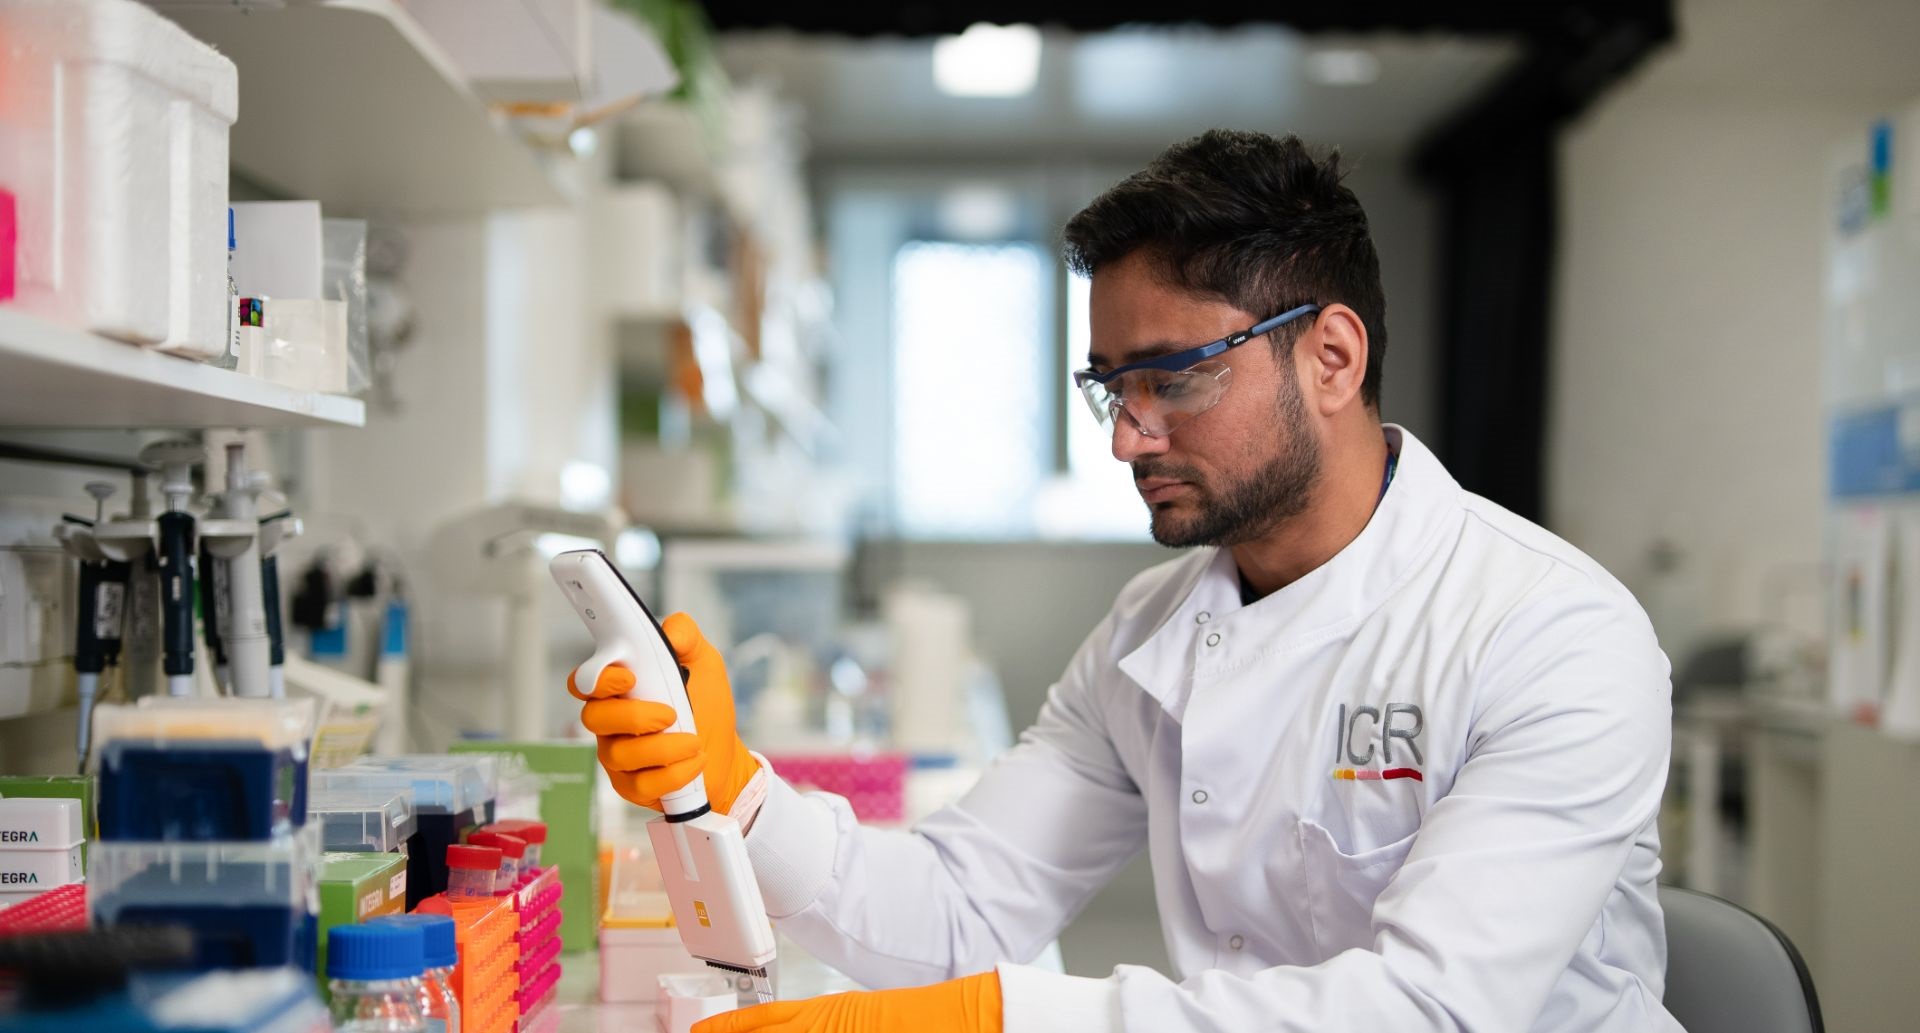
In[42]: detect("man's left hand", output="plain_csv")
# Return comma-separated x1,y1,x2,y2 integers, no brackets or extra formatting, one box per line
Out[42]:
693,970,1003,1033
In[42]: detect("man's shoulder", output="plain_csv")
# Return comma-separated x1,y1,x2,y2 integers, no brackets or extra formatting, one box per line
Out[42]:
1450,489,1637,607
1446,491,1669,698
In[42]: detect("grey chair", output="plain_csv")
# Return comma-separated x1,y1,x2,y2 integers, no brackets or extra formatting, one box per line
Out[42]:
1660,884,1823,1033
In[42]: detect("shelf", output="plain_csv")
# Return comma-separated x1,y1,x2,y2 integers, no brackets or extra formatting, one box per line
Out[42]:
163,0,571,218
0,308,365,429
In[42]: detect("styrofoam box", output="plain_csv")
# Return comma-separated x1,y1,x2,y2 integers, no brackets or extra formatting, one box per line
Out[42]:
0,0,236,355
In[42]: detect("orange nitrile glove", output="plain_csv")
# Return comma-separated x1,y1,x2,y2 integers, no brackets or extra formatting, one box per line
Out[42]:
571,611,761,815
693,971,1003,1033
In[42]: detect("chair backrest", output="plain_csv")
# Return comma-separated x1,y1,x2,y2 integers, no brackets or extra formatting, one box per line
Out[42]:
1660,884,1823,1033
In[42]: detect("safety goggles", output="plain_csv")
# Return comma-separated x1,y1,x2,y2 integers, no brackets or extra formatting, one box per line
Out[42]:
1072,303,1322,437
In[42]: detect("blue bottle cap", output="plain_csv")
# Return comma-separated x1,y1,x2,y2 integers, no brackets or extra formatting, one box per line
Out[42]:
327,922,425,982
370,913,457,970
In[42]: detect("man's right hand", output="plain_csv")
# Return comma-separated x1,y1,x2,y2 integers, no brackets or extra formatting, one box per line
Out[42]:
572,612,762,816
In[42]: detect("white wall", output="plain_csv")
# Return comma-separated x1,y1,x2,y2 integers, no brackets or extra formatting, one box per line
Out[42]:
1551,100,1836,656
1549,0,1920,656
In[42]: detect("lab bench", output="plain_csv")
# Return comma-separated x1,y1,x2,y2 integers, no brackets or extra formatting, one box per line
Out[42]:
1672,692,1920,1033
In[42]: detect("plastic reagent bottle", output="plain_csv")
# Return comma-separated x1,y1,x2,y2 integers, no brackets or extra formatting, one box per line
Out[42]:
445,843,502,901
373,913,462,1033
328,922,429,1032
465,830,527,890
487,819,547,870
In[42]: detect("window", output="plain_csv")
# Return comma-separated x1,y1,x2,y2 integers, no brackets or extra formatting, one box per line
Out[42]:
1032,272,1149,540
891,240,1051,537
826,173,1152,542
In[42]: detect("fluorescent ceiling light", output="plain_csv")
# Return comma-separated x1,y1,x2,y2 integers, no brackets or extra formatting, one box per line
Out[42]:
934,23,1042,98
1306,48,1381,86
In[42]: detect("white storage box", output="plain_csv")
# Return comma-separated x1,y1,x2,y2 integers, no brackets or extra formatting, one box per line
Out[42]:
0,843,85,890
600,923,703,1003
0,797,85,849
656,972,736,1033
594,183,685,318
230,201,323,299
0,883,82,910
0,0,236,355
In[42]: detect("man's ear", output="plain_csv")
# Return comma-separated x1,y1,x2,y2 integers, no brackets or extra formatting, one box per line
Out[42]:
1299,304,1369,416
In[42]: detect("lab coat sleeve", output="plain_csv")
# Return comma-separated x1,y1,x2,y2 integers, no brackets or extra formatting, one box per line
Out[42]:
997,580,1674,1033
741,614,1152,991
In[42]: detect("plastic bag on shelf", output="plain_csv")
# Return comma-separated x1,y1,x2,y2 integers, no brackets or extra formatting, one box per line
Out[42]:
323,218,370,396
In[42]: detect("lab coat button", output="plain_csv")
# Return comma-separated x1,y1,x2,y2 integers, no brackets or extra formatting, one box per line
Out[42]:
1205,632,1221,647
1195,611,1211,624
1228,935,1244,951
1191,789,1209,805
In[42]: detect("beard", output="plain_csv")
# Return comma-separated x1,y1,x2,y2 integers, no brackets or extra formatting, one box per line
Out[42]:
1134,366,1321,548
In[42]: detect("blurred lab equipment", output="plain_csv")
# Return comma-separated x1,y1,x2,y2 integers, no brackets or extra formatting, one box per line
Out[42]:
426,502,626,740
145,441,202,699
50,439,308,761
883,583,973,757
53,482,130,763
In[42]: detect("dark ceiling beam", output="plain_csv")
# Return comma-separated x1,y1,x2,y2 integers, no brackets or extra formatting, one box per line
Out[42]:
1411,2,1672,523
696,2,1673,41
1413,2,1674,174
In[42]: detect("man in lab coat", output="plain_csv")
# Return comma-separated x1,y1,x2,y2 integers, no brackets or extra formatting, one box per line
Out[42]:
575,129,1682,1032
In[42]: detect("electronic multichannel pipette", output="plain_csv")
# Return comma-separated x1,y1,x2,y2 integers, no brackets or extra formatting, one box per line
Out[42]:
550,549,777,1004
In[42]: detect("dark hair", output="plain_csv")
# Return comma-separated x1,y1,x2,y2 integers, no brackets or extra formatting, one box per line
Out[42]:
1062,130,1387,408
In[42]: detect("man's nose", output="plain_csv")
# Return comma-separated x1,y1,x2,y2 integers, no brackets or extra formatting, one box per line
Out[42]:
1111,408,1170,462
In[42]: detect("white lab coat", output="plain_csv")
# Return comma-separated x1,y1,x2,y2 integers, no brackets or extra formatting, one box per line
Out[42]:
742,426,1683,1032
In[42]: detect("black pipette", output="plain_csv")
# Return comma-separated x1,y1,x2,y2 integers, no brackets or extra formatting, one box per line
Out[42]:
61,483,129,764
199,538,229,693
260,514,291,699
142,442,204,697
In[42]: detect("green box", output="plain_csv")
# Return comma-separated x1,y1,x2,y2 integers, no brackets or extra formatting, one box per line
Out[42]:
0,775,95,868
450,741,599,949
316,851,409,994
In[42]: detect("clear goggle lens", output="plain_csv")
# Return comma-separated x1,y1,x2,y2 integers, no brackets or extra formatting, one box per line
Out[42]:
1075,361,1233,438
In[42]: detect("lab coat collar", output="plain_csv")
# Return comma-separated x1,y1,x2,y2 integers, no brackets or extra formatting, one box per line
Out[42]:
1117,425,1461,718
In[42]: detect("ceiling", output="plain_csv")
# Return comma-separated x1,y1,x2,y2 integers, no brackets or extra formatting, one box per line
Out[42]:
717,26,1522,164
1621,0,1920,107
